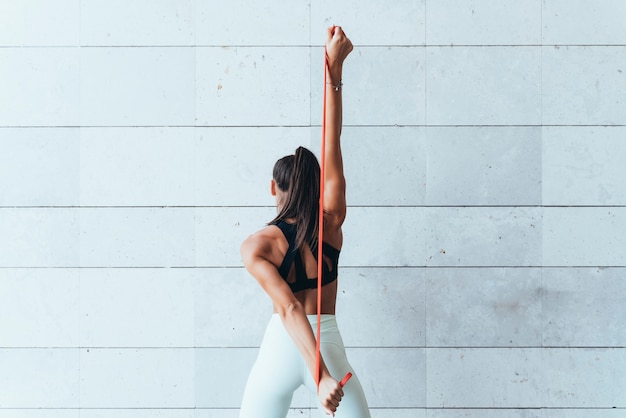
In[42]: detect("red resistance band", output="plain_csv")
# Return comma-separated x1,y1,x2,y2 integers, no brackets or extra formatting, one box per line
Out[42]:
315,39,352,392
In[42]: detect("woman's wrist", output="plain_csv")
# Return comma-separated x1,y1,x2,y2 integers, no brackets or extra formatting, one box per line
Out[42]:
326,68,343,91
326,79,343,91
319,365,334,381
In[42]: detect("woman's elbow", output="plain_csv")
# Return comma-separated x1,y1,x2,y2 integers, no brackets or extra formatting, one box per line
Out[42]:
240,236,257,268
277,301,304,320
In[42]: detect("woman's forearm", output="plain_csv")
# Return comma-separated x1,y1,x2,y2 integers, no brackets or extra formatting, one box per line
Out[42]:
324,65,345,184
279,302,331,380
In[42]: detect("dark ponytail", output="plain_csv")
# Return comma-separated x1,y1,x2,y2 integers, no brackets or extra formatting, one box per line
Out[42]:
270,146,320,250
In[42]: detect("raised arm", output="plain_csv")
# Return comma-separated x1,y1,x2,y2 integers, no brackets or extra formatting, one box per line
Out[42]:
323,27,353,228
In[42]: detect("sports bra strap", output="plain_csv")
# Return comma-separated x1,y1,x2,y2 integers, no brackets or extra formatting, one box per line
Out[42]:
270,219,340,293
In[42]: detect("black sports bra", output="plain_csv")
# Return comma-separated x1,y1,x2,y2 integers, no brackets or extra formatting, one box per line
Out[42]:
271,219,340,293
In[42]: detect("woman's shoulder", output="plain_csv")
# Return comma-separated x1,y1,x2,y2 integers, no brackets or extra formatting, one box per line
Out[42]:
243,224,281,246
240,225,287,260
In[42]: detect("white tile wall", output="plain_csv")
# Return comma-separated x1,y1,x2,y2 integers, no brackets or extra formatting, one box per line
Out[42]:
79,348,195,407
426,46,541,125
343,126,428,206
196,47,311,126
0,128,80,206
543,127,626,205
371,411,426,418
0,412,80,418
2,1,625,416
0,269,79,347
0,0,80,46
425,127,542,205
0,349,79,408
542,46,626,125
543,207,626,266
426,0,541,45
350,348,426,408
425,207,542,267
341,207,427,266
542,268,626,347
426,348,543,407
0,208,80,267
193,411,243,418
81,411,194,418
542,348,626,407
79,207,196,267
0,48,80,126
542,0,626,45
542,409,626,418
196,0,310,46
80,0,195,46
428,410,541,418
79,127,196,206
338,268,425,347
79,268,196,347
79,47,196,126
195,411,312,418
426,268,542,347
195,348,277,408
194,267,270,347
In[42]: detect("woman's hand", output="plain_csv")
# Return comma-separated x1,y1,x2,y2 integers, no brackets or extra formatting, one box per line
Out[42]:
318,373,344,416
325,26,353,85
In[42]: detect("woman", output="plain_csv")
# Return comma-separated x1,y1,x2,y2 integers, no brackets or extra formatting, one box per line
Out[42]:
239,27,370,417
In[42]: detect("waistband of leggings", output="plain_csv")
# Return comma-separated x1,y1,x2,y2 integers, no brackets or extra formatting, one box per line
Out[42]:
271,313,338,328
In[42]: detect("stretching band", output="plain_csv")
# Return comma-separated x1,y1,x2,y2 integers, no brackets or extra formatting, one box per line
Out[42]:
316,28,352,392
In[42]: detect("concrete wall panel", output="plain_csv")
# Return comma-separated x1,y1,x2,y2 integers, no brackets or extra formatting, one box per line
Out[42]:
0,0,80,46
543,127,626,206
0,128,80,206
80,48,195,126
80,0,195,46
0,349,79,408
543,207,626,267
79,268,196,347
542,46,626,125
196,0,309,46
543,0,626,45
426,127,542,206
79,348,195,408
425,207,542,267
0,269,79,347
426,268,542,347
543,268,626,346
79,208,196,267
542,348,626,407
426,47,541,125
426,348,542,408
0,208,79,267
79,127,196,206
0,48,80,126
427,0,540,45
196,47,310,126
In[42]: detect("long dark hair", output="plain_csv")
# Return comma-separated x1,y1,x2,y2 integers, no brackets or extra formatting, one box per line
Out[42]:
269,146,320,250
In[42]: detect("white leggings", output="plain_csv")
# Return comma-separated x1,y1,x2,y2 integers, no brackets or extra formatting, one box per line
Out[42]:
239,314,370,418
